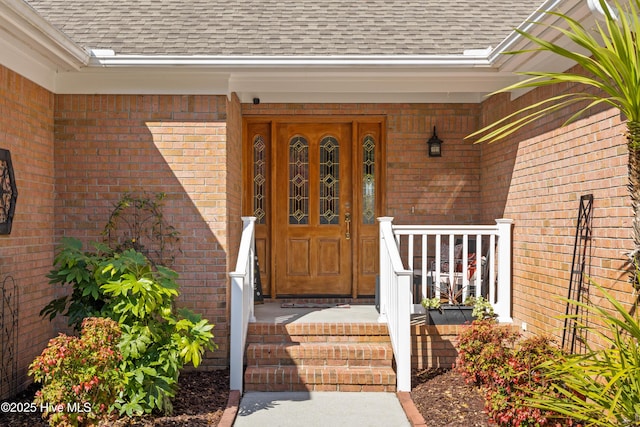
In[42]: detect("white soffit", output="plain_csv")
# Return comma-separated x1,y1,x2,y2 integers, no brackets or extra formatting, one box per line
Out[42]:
55,52,519,102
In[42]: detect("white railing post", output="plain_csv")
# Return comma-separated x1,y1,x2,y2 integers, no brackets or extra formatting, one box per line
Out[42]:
378,216,412,392
495,219,513,323
229,216,256,393
229,271,244,392
378,217,394,323
395,274,412,392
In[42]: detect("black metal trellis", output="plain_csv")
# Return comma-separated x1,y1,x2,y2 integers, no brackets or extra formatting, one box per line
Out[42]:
1,275,18,399
562,194,593,354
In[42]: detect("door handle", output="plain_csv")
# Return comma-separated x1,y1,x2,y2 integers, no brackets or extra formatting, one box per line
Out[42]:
345,213,351,240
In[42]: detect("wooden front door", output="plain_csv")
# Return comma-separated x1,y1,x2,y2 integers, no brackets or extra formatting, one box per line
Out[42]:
274,122,353,296
243,117,384,298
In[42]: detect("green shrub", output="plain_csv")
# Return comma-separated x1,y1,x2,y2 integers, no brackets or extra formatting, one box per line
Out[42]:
29,317,124,427
41,238,216,416
528,283,640,426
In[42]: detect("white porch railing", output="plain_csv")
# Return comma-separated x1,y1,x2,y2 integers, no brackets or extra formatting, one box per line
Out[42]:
229,216,257,393
378,217,513,392
378,217,413,392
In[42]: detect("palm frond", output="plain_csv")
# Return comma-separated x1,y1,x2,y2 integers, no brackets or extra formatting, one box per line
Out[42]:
469,0,640,143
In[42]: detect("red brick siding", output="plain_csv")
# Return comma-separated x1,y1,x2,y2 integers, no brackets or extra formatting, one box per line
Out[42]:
54,94,231,368
480,75,633,338
243,103,484,225
0,65,57,397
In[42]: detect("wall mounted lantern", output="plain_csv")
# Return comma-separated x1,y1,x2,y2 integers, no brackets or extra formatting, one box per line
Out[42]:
427,126,442,157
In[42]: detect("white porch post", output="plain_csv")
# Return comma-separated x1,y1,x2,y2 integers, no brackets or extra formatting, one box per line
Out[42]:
229,271,244,392
395,273,412,392
377,217,394,323
229,216,256,393
495,218,513,323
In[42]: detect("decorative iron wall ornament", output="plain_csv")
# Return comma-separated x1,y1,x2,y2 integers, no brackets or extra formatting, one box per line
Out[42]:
0,149,17,234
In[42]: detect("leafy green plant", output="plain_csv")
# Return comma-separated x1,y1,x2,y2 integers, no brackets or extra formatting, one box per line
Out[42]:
465,296,496,320
420,297,441,310
528,282,640,426
41,238,216,416
29,317,125,427
41,238,112,330
98,249,216,415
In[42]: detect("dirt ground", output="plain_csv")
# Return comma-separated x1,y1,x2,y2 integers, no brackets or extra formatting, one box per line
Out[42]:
1,368,490,426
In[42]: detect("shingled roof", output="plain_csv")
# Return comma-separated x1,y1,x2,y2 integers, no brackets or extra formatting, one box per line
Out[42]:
25,0,544,56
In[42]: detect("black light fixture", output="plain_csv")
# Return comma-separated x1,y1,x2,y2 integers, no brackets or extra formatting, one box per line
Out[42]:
427,126,442,157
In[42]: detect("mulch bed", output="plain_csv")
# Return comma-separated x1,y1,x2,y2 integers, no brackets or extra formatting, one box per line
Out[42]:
0,370,230,427
1,367,491,426
411,368,492,426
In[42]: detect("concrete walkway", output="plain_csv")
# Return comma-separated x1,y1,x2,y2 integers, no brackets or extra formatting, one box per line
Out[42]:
232,391,411,427
221,303,419,426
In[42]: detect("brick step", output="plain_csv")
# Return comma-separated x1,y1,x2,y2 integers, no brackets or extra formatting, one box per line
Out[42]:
247,323,390,344
243,365,397,392
246,342,394,367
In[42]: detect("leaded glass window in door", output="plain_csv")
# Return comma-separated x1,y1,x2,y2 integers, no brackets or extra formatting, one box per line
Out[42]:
320,136,340,225
253,135,267,224
362,135,375,224
289,136,309,224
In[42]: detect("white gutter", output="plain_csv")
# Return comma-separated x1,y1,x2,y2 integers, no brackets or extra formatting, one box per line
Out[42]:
89,52,493,68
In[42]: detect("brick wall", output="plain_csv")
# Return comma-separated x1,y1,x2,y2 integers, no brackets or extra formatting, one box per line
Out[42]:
412,324,462,370
5,70,632,388
54,94,232,368
479,75,633,339
0,65,57,397
243,102,484,225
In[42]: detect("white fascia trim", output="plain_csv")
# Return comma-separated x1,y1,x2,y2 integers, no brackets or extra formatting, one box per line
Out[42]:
489,0,564,65
490,0,590,71
89,53,493,68
0,0,89,71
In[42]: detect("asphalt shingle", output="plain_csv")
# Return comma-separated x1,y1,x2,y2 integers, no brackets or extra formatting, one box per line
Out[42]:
25,0,544,56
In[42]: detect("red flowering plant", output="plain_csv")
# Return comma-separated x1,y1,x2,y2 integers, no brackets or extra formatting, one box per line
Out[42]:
483,335,575,427
456,320,578,427
29,317,125,427
455,318,520,385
